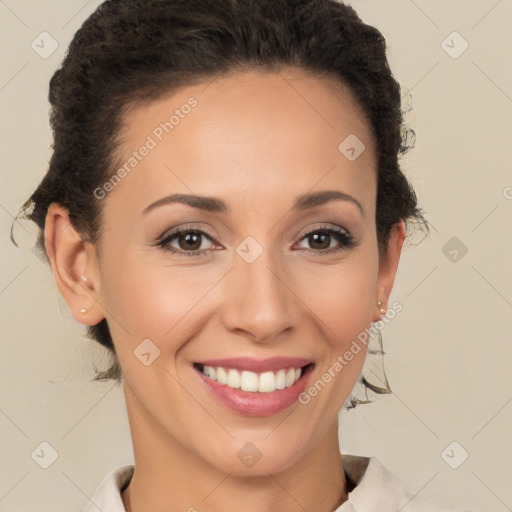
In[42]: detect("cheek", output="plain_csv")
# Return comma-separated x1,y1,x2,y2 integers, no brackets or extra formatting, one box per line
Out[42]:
100,253,223,363
294,251,379,334
292,253,379,403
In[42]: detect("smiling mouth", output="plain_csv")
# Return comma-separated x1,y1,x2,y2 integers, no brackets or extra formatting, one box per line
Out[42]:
193,362,314,393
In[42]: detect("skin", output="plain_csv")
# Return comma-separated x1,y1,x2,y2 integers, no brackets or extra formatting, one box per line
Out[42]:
45,68,405,512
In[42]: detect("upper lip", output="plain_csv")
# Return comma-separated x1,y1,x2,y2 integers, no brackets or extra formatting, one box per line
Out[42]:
194,357,313,373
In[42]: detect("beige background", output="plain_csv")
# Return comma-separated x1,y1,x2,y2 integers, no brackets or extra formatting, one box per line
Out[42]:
1,1,511,511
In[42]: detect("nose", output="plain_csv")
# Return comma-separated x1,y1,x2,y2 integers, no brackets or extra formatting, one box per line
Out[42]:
220,246,298,343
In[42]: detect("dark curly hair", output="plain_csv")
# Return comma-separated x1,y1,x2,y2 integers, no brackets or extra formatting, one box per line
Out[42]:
13,0,428,387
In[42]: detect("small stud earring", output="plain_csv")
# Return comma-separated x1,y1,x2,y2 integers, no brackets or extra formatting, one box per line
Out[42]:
377,300,386,319
79,308,88,314
80,276,88,282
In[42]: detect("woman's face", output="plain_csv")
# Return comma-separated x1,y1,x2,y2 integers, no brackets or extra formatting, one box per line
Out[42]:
51,68,404,475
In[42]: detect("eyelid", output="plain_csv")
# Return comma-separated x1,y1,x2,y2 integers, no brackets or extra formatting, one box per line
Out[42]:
293,223,356,251
157,223,219,243
156,221,357,257
157,222,352,243
298,223,351,238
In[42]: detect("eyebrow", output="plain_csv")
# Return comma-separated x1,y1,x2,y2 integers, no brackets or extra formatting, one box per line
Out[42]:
141,190,364,217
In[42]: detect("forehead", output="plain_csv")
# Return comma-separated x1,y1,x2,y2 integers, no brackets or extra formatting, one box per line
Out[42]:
106,68,377,221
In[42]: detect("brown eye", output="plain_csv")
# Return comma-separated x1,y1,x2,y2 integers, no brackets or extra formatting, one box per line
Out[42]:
157,228,216,257
176,231,203,251
296,226,356,253
307,231,332,250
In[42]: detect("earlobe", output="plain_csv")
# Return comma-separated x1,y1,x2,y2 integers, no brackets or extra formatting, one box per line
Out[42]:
44,203,104,325
373,221,406,322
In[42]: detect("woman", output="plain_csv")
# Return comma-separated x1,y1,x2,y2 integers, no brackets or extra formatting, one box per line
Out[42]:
16,0,474,510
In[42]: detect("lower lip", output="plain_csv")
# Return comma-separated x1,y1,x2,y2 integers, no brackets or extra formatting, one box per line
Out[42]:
194,365,314,417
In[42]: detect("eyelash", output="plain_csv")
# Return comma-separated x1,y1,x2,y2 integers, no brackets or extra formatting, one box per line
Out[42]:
156,224,357,258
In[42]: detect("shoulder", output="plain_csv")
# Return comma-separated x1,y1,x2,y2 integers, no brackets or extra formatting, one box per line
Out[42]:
338,454,476,512
76,464,134,512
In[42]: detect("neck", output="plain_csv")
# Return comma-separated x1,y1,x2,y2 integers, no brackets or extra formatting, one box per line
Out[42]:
121,384,348,512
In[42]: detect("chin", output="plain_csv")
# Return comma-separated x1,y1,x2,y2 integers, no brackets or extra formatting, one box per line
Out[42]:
198,436,308,477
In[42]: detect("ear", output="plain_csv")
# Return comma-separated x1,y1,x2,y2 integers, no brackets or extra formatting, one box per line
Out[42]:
372,220,406,322
44,203,104,325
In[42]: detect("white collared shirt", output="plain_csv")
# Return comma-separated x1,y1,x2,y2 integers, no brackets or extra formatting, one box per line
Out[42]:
77,455,474,512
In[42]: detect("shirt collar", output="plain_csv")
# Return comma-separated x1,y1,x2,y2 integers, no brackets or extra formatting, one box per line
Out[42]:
336,455,410,511
77,455,461,512
79,464,133,512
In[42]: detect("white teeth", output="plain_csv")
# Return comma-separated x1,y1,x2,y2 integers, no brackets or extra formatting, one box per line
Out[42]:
285,368,295,387
226,368,241,389
216,366,227,385
200,365,305,393
240,371,259,392
275,369,286,389
258,371,275,393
